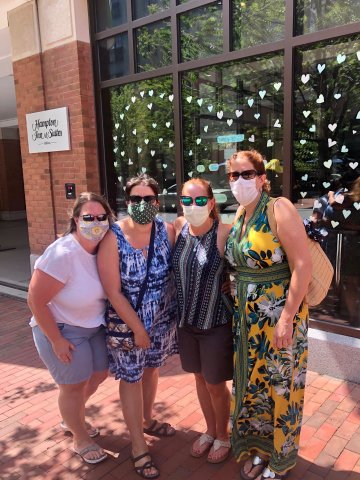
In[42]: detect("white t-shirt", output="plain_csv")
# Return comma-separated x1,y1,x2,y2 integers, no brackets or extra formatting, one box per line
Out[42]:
29,234,106,328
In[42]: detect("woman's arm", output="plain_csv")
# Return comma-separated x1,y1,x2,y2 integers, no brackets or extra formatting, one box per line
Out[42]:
217,222,232,257
97,230,150,349
165,221,175,247
273,198,312,349
28,270,75,363
173,216,186,242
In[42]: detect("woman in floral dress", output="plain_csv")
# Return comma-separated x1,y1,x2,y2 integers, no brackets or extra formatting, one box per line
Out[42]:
225,150,312,480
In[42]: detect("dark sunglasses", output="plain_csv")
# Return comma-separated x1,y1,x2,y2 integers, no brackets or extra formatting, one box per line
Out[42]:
180,196,209,207
227,169,259,182
81,214,108,222
128,195,157,204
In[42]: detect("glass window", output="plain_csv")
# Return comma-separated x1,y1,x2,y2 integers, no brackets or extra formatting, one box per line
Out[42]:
296,0,360,36
232,0,285,50
99,34,129,81
293,35,360,328
181,53,284,220
95,0,127,31
135,19,172,72
179,2,223,63
133,0,170,20
102,76,176,220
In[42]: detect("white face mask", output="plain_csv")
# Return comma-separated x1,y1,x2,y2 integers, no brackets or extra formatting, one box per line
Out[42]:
183,205,210,227
230,177,260,206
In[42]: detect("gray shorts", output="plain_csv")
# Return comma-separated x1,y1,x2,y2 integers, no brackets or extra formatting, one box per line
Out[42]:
177,322,233,385
32,323,108,385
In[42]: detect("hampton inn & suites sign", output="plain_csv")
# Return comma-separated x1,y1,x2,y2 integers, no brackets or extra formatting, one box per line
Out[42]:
26,107,71,153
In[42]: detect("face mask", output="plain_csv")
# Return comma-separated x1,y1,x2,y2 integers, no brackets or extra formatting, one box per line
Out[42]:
183,205,210,227
78,219,109,242
128,201,159,224
230,177,260,206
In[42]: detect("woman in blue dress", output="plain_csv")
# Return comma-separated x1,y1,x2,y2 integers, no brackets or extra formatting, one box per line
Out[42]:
97,174,177,479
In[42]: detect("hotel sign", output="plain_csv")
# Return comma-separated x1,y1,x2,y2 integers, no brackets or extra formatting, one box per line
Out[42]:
26,107,71,153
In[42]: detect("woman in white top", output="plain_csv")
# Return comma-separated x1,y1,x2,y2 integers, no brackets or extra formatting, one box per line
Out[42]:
28,192,115,465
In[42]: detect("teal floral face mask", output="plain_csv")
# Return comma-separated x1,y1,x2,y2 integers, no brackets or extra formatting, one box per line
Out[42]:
127,200,159,224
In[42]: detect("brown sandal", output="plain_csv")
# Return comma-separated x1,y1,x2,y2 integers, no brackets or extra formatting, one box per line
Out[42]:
132,452,159,479
240,455,267,480
143,419,176,438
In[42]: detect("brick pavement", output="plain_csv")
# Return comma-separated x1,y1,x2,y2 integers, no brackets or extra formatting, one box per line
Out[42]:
0,294,359,480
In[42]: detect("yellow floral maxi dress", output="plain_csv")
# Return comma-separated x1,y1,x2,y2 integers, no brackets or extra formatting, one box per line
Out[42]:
225,192,308,474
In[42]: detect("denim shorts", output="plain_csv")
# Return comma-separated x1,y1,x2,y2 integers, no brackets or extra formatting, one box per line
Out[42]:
32,323,108,385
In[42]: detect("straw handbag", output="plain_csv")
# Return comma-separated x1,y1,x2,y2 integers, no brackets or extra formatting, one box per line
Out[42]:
267,198,334,307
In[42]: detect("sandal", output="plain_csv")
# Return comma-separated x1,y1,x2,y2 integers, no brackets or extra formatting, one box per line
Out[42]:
132,452,160,479
190,433,214,458
260,466,289,479
60,421,100,438
72,444,107,464
143,419,176,438
240,455,267,480
207,438,231,464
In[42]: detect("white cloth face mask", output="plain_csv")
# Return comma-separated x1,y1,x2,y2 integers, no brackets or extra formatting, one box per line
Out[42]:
230,177,259,206
183,205,210,227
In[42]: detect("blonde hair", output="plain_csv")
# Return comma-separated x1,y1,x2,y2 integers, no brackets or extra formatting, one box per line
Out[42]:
227,149,271,194
182,178,220,221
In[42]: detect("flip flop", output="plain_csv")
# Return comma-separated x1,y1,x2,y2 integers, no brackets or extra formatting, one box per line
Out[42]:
132,452,160,479
207,438,231,464
72,444,107,464
60,421,100,438
240,455,268,480
143,419,176,438
190,433,214,458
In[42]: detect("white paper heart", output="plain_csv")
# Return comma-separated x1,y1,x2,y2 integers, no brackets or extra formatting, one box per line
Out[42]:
274,82,281,91
125,105,130,111
131,96,136,103
140,91,145,97
249,135,255,143
235,110,243,118
254,113,260,120
337,54,346,64
314,200,322,209
113,161,118,167
334,93,341,100
189,150,193,156
162,188,167,194
188,171,193,177
142,167,147,173
148,89,154,96
342,209,351,219
328,138,337,148
217,111,224,119
259,90,266,99
197,99,203,106
132,129,137,135
300,139,306,145
357,52,360,61
335,194,344,204
186,96,192,103
137,147,142,153
317,64,326,73
341,145,348,153
144,138,149,144
267,139,274,147
204,125,208,132
331,221,339,228
274,119,281,128
151,150,155,156
323,182,331,188
301,74,310,84
115,123,119,129
166,122,171,128
301,174,308,181
353,130,357,134
208,105,213,112
169,94,174,102
328,123,337,132
349,162,359,169
309,125,316,132
147,103,153,110
300,192,307,198
169,141,174,148
354,202,360,210
159,92,165,98
113,147,118,153
152,123,157,128
357,111,360,120
316,94,325,104
303,110,311,118
162,164,167,169
128,159,133,165
248,99,254,107
171,203,175,207
227,119,233,126
121,134,125,138
121,151,125,157
197,165,205,173
113,136,117,141
118,176,122,182
159,138,163,143
323,160,332,169
120,113,124,120
196,138,202,145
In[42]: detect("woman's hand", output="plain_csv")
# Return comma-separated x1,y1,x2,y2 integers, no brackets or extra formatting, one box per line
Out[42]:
273,317,293,350
134,328,151,349
51,337,75,363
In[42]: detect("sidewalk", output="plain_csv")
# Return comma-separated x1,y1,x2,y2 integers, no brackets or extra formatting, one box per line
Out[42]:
0,294,359,480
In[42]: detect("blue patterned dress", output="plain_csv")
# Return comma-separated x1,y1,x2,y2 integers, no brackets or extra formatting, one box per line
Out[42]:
106,216,178,383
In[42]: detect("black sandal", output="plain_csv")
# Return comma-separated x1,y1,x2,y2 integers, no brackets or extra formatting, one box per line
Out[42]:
143,419,176,438
132,452,160,479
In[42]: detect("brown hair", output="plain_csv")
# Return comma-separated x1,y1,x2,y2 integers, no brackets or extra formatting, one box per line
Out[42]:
125,173,159,199
227,149,271,194
63,192,115,236
182,178,220,221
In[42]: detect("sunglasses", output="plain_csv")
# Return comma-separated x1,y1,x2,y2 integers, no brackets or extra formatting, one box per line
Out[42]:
81,214,108,222
128,195,157,204
180,196,209,207
227,169,259,182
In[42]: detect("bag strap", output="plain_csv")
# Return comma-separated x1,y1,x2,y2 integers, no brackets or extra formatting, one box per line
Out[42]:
135,220,156,311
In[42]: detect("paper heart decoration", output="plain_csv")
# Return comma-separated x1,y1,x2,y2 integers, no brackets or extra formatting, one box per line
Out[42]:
328,123,337,132
247,99,254,107
249,135,255,143
323,182,331,188
267,139,274,147
349,162,359,169
197,99,203,106
354,202,360,210
118,176,122,182
204,125,208,132
140,91,145,97
301,174,308,181
196,138,202,145
162,188,167,194
235,110,243,117
166,122,171,128
316,94,325,104
300,192,307,198
274,119,281,128
171,204,175,207
317,63,326,73
147,103,153,110
331,221,339,228
254,113,260,120
341,145,348,153
300,139,306,145
314,200,322,209
162,164,167,169
142,167,147,173
115,123,119,129
159,92,165,98
113,136,117,141
259,90,266,99
357,52,360,61
189,150,193,156
168,94,174,102
159,138,163,143
125,105,130,111
323,160,332,168
328,138,337,148
186,96,192,103
120,113,124,120
188,172,193,177
303,110,311,118
334,93,341,100
274,82,282,91
169,141,174,148
113,147,118,153
152,123,157,128
335,194,344,204
342,210,351,219
309,125,316,132
150,150,155,156
208,105,213,112
144,139,149,144
227,119,233,126
131,96,136,103
113,161,118,167
301,74,310,84
217,111,224,119
148,90,154,96
356,111,360,120
336,54,346,64
353,130,357,135
197,165,205,173
128,159,133,165
121,134,125,138
132,129,137,135
121,151,125,157
137,147,142,153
